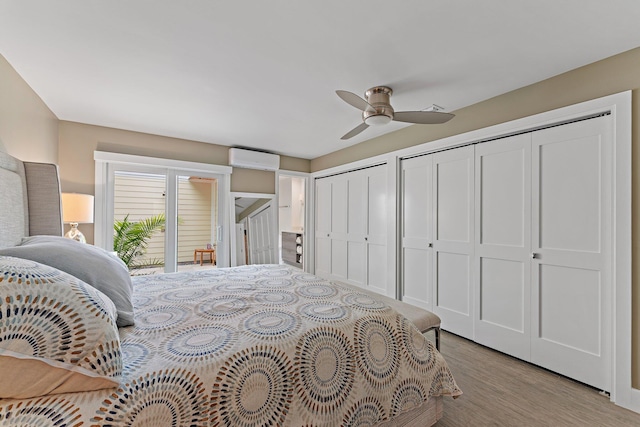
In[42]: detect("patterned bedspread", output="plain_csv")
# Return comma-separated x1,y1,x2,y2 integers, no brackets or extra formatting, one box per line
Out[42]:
0,264,460,426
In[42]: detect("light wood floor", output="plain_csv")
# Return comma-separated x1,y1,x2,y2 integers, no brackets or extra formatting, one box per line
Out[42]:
434,331,640,426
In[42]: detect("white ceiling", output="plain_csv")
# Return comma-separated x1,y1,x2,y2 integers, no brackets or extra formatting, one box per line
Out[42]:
2,1,640,160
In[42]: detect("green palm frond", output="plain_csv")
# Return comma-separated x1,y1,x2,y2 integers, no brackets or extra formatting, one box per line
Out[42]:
113,214,166,269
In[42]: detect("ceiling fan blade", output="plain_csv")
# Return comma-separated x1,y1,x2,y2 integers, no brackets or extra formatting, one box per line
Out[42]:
340,122,369,140
336,90,375,112
393,111,455,124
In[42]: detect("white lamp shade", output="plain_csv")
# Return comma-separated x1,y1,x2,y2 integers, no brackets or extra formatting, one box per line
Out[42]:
62,193,94,224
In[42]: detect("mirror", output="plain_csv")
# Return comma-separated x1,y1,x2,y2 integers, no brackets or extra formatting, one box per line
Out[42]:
229,192,278,266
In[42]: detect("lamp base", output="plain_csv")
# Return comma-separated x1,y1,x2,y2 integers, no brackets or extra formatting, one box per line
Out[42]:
65,223,86,244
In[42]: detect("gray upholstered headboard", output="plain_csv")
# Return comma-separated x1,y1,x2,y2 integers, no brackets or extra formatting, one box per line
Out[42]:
0,150,63,248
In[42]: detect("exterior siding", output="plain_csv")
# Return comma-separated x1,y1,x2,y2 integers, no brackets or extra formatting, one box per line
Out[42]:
114,173,217,266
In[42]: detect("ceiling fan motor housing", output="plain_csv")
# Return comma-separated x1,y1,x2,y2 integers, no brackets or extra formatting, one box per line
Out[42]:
363,86,394,125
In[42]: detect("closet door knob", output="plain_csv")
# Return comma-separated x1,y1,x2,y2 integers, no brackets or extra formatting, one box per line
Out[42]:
365,237,368,241
532,253,540,259
428,242,433,248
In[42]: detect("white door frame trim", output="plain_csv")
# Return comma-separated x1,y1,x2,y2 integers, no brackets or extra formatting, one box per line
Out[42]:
94,151,232,269
229,192,278,266
277,170,313,273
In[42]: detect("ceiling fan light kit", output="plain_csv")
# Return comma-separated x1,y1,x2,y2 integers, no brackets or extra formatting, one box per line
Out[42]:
336,85,455,140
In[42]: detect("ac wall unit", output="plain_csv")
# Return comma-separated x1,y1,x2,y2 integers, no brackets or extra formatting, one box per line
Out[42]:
228,148,280,171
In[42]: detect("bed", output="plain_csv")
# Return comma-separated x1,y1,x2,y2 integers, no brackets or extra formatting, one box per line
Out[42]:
0,150,461,426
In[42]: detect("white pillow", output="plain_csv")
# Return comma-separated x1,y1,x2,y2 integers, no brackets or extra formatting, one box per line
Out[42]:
0,235,134,326
0,256,122,398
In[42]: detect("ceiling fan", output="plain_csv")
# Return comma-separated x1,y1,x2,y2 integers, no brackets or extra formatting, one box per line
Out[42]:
336,86,455,140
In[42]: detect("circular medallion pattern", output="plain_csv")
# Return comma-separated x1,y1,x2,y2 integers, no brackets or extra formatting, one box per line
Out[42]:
132,294,153,308
295,284,338,299
211,346,292,426
254,290,298,306
1,298,76,362
390,379,426,417
121,339,154,375
136,305,189,332
291,273,324,283
226,273,259,282
342,397,386,427
133,279,175,295
215,282,255,293
0,257,59,283
343,293,388,312
0,397,81,427
197,296,249,320
243,310,300,341
354,317,399,389
256,278,294,288
258,269,290,278
160,287,208,303
397,315,437,373
294,327,355,415
163,325,235,363
91,369,208,426
298,302,350,323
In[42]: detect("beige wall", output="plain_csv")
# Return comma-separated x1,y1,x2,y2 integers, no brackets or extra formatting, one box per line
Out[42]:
312,46,640,389
0,54,58,163
58,121,309,196
58,121,309,240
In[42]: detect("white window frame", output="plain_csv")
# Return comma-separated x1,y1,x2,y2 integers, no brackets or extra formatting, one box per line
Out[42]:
94,151,232,269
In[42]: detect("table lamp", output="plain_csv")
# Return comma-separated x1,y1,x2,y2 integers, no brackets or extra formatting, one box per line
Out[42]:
62,193,94,243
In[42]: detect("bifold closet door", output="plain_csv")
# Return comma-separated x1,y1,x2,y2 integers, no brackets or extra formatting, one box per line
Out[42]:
314,165,387,292
432,146,475,339
400,155,433,311
530,116,612,391
364,165,388,295
474,134,532,360
314,176,348,280
346,170,366,287
314,177,332,277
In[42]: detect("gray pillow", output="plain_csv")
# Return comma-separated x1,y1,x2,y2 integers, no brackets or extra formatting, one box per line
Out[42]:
0,235,134,327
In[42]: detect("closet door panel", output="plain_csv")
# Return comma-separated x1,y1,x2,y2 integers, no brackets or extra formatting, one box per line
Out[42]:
479,258,525,331
401,156,433,310
437,252,471,315
347,241,365,285
347,171,366,286
433,146,474,339
403,247,430,306
330,178,348,280
365,165,388,295
531,116,612,391
331,178,348,235
314,178,332,277
331,239,348,279
367,243,387,295
537,136,601,253
474,135,531,360
436,158,471,243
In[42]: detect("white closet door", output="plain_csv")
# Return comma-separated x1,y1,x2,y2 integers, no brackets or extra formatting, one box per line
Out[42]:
315,178,332,277
531,116,612,391
365,164,388,295
346,170,366,286
330,177,348,280
432,146,475,339
401,155,433,310
474,134,532,360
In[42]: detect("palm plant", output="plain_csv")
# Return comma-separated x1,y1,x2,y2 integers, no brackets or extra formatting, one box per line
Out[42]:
113,214,166,270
